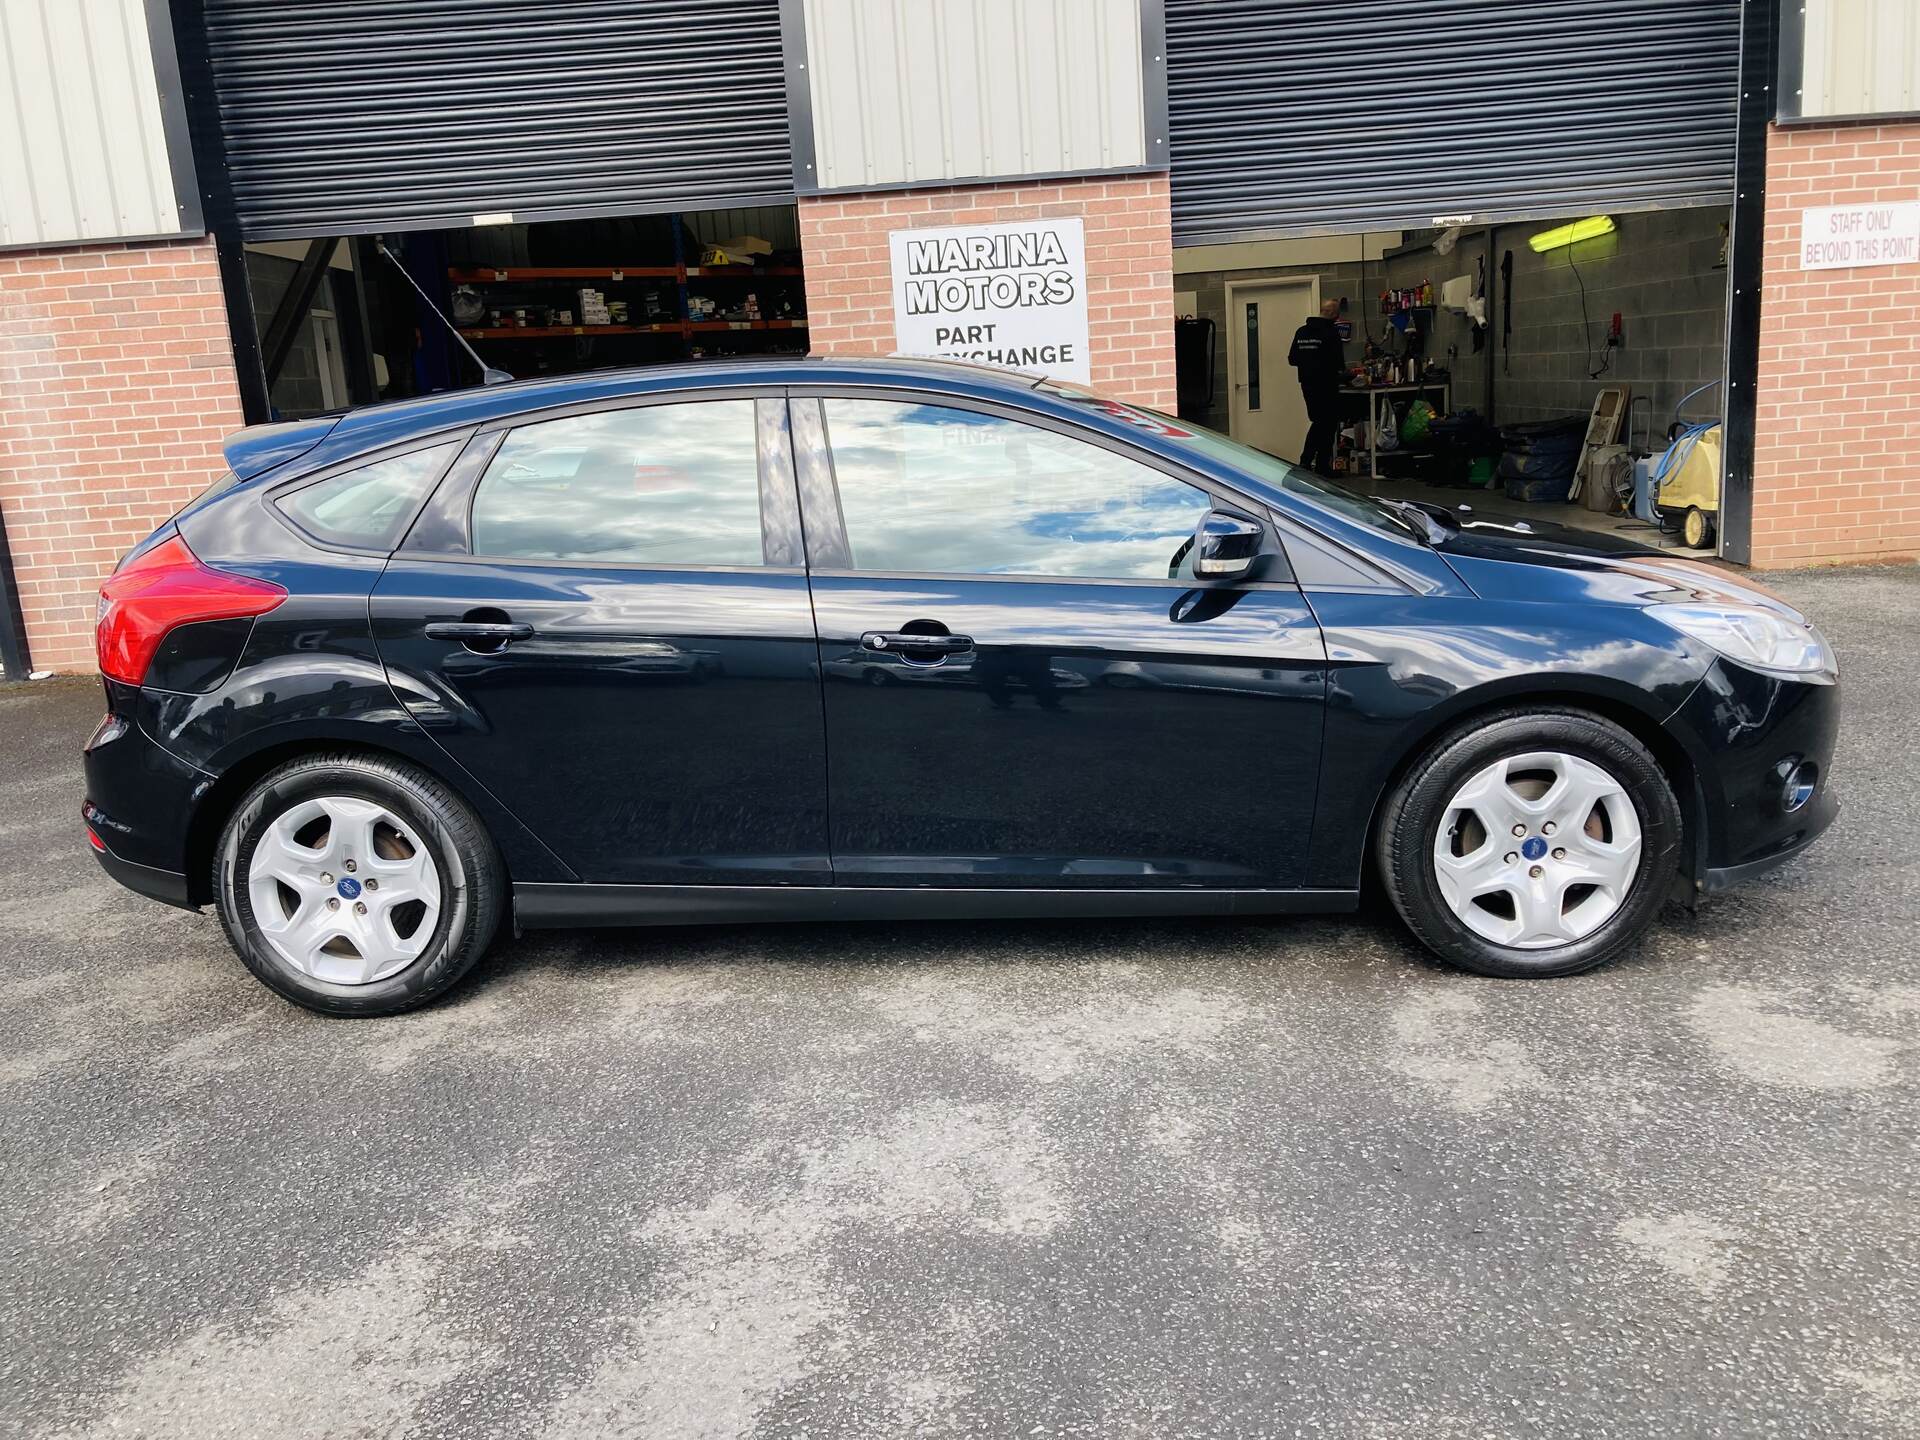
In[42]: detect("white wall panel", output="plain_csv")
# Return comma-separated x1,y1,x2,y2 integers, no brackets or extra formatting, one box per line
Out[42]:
1799,0,1918,120
0,0,190,248
800,0,1147,190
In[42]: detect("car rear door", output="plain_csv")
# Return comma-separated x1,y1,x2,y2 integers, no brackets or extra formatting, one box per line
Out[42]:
790,391,1328,890
370,393,828,885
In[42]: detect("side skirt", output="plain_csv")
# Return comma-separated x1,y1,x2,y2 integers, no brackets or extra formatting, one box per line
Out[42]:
513,883,1362,930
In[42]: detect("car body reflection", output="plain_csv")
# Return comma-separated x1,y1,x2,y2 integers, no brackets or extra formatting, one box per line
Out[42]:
821,647,1090,702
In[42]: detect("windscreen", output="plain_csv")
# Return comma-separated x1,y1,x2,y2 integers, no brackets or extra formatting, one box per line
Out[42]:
1039,385,1421,542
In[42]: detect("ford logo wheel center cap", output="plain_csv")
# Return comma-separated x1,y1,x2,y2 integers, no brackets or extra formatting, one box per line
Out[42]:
1521,837,1549,862
336,876,363,900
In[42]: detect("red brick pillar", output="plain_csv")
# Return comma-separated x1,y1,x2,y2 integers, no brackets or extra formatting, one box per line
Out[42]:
1751,122,1920,568
0,238,245,671
798,174,1177,413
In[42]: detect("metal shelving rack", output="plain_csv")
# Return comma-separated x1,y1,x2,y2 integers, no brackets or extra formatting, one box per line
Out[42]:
449,213,807,355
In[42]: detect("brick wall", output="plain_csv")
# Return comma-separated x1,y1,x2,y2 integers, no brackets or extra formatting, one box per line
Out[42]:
0,238,244,672
798,173,1176,411
1752,121,1920,568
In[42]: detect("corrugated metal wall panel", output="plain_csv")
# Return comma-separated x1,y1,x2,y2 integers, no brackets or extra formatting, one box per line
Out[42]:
0,0,186,248
801,0,1144,190
197,0,794,240
1801,0,1918,119
1165,0,1741,244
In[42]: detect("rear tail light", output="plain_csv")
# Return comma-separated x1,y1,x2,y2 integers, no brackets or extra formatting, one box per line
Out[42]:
95,533,286,687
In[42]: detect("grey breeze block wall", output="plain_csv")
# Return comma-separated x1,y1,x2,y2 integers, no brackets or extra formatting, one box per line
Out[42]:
1178,205,1729,447
1494,207,1729,430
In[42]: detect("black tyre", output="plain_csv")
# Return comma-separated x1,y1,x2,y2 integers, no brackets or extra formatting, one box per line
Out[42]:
213,752,505,1016
1682,506,1716,549
1376,708,1682,978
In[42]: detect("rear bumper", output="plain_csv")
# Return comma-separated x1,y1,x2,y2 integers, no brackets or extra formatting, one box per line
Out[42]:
82,697,211,904
90,838,197,910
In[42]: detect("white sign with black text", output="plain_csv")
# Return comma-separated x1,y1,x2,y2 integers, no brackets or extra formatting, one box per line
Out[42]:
1799,202,1920,270
889,217,1092,384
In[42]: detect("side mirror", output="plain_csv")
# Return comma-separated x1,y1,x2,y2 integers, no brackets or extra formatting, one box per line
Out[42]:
1192,510,1264,580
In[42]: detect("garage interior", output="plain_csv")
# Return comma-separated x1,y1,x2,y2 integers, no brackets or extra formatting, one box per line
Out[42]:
243,205,807,419
1173,204,1732,550
1161,0,1743,554
179,0,802,423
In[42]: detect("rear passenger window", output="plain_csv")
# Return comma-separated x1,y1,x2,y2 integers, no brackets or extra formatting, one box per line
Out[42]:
470,401,763,567
278,442,461,549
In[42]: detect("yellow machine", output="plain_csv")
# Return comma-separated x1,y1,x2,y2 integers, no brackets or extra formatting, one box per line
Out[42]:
1653,382,1723,549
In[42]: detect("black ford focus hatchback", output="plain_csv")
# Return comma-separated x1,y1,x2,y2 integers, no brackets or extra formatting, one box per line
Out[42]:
85,358,1838,1015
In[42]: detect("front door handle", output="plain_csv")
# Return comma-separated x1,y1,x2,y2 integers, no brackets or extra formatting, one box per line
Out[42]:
425,621,534,646
862,631,974,655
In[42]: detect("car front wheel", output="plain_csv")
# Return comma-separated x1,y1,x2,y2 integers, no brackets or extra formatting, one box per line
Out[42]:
213,753,504,1016
1377,709,1683,977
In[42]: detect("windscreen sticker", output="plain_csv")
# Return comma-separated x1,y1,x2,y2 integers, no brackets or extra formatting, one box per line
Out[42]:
1086,400,1195,439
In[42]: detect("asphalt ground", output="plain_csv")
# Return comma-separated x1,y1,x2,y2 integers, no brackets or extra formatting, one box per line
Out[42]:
2,564,1916,1439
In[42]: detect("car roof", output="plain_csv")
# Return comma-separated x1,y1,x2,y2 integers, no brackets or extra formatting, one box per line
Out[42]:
199,353,1474,599
228,356,1056,481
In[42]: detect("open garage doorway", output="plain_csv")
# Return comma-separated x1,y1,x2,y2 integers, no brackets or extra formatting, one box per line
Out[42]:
1174,205,1734,554
239,205,808,422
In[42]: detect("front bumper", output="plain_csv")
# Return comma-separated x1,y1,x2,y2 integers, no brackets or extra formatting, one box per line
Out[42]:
1701,803,1837,892
1668,658,1841,888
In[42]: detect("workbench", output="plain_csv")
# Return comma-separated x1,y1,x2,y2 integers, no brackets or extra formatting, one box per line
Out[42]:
1347,380,1453,480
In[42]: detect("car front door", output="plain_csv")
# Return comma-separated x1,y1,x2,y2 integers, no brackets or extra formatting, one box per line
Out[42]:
791,393,1328,890
370,394,828,885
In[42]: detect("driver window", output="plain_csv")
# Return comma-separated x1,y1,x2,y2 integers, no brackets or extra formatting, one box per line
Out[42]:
820,399,1214,579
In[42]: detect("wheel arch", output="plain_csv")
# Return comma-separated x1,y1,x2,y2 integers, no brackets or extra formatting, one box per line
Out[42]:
1356,680,1707,901
181,732,571,905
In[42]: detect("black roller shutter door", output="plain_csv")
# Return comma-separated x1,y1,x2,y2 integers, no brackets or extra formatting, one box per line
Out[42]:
1166,0,1741,244
195,0,793,240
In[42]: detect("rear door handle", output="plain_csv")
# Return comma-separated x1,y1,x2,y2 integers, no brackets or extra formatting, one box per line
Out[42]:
862,631,974,655
425,621,534,645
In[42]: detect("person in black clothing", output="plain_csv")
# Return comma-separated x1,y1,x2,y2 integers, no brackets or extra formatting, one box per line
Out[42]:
1287,298,1346,475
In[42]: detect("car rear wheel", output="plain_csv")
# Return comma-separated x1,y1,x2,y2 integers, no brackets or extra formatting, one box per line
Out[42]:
1376,709,1682,977
213,753,504,1016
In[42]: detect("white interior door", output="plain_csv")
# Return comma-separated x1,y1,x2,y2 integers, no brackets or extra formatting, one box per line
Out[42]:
1226,279,1318,461
311,311,348,410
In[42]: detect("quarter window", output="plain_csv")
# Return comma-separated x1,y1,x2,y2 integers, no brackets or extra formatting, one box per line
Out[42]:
820,400,1213,579
277,442,461,549
471,401,763,566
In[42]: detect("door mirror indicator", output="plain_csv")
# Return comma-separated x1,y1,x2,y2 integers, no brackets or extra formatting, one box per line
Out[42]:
1192,511,1265,580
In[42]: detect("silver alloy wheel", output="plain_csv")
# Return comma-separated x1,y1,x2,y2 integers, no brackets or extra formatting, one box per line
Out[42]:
1432,750,1643,950
245,796,443,985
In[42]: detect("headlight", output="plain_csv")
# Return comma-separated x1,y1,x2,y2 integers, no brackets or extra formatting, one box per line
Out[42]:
1650,603,1836,679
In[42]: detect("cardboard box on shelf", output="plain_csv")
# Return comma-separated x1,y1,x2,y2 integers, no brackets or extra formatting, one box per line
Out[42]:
577,286,611,326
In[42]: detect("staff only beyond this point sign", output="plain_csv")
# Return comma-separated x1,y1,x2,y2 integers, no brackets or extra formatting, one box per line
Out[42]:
1800,202,1920,270
889,217,1092,385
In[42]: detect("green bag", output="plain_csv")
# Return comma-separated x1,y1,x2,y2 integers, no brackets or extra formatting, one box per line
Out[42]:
1400,399,1435,444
